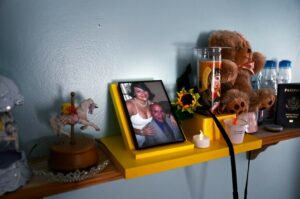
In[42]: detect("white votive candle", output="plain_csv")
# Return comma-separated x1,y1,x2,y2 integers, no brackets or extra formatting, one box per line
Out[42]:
193,130,210,148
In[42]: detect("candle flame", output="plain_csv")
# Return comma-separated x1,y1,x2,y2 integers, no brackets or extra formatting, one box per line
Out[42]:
199,130,204,140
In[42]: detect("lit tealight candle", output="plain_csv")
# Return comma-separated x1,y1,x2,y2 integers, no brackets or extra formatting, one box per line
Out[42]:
193,130,210,148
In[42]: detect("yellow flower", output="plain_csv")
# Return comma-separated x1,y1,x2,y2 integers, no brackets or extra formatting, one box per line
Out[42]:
173,88,201,114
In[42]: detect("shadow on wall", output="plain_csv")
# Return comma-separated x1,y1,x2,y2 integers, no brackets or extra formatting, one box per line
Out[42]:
104,83,122,138
184,163,208,199
174,31,211,91
196,31,211,48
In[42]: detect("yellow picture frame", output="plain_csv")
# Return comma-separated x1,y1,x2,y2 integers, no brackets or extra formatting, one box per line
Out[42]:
109,82,194,159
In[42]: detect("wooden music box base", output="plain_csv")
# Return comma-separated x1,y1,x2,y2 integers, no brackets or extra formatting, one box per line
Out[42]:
49,135,99,171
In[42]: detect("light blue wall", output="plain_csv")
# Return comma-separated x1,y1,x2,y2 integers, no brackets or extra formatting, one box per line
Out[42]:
1,0,300,198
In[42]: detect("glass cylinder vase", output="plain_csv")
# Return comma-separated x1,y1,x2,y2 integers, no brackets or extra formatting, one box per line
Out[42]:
194,47,222,113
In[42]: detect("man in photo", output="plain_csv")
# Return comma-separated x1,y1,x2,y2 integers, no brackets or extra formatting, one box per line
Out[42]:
144,103,184,146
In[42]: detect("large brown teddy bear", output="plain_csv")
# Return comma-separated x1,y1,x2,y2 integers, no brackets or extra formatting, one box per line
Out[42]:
208,30,276,115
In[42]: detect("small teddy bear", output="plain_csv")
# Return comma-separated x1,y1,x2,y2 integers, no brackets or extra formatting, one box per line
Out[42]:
208,30,276,115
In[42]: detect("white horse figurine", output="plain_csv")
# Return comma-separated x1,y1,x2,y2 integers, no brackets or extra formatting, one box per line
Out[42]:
50,98,100,136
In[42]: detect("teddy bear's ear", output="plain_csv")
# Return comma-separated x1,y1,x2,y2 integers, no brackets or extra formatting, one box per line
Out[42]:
208,30,245,61
252,52,266,74
235,32,252,50
208,30,236,48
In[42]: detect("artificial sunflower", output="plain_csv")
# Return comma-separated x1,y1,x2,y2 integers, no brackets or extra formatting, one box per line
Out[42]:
172,88,201,120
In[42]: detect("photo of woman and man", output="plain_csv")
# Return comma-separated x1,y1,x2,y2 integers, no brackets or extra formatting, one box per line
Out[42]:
118,81,185,149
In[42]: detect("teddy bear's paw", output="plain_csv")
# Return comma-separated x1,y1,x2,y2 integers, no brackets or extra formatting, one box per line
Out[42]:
221,89,249,115
259,94,276,110
226,98,249,115
257,89,276,110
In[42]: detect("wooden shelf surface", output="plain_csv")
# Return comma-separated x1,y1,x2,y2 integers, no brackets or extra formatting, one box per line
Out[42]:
247,127,300,159
254,127,300,145
1,150,123,199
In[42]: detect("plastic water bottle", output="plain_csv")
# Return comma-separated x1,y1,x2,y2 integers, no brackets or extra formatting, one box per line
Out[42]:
277,60,292,84
251,71,262,90
260,60,277,122
261,60,277,93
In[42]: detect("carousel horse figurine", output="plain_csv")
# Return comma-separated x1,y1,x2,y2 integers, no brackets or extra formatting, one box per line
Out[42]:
50,98,100,136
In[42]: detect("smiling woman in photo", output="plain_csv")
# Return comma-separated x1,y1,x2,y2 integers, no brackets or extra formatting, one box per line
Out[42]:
125,82,156,148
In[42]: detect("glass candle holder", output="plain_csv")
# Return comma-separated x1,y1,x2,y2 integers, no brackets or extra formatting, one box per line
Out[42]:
194,47,222,113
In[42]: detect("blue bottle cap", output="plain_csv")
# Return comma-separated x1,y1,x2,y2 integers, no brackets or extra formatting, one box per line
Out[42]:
279,60,291,68
264,60,276,68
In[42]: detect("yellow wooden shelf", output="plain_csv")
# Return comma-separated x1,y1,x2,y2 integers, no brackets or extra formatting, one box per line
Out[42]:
100,134,262,179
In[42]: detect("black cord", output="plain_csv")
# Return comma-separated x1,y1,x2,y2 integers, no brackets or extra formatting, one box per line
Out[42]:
244,151,251,199
28,143,38,159
207,110,239,199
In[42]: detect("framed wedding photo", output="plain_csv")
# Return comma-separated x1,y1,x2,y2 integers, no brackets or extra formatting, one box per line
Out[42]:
118,80,186,150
